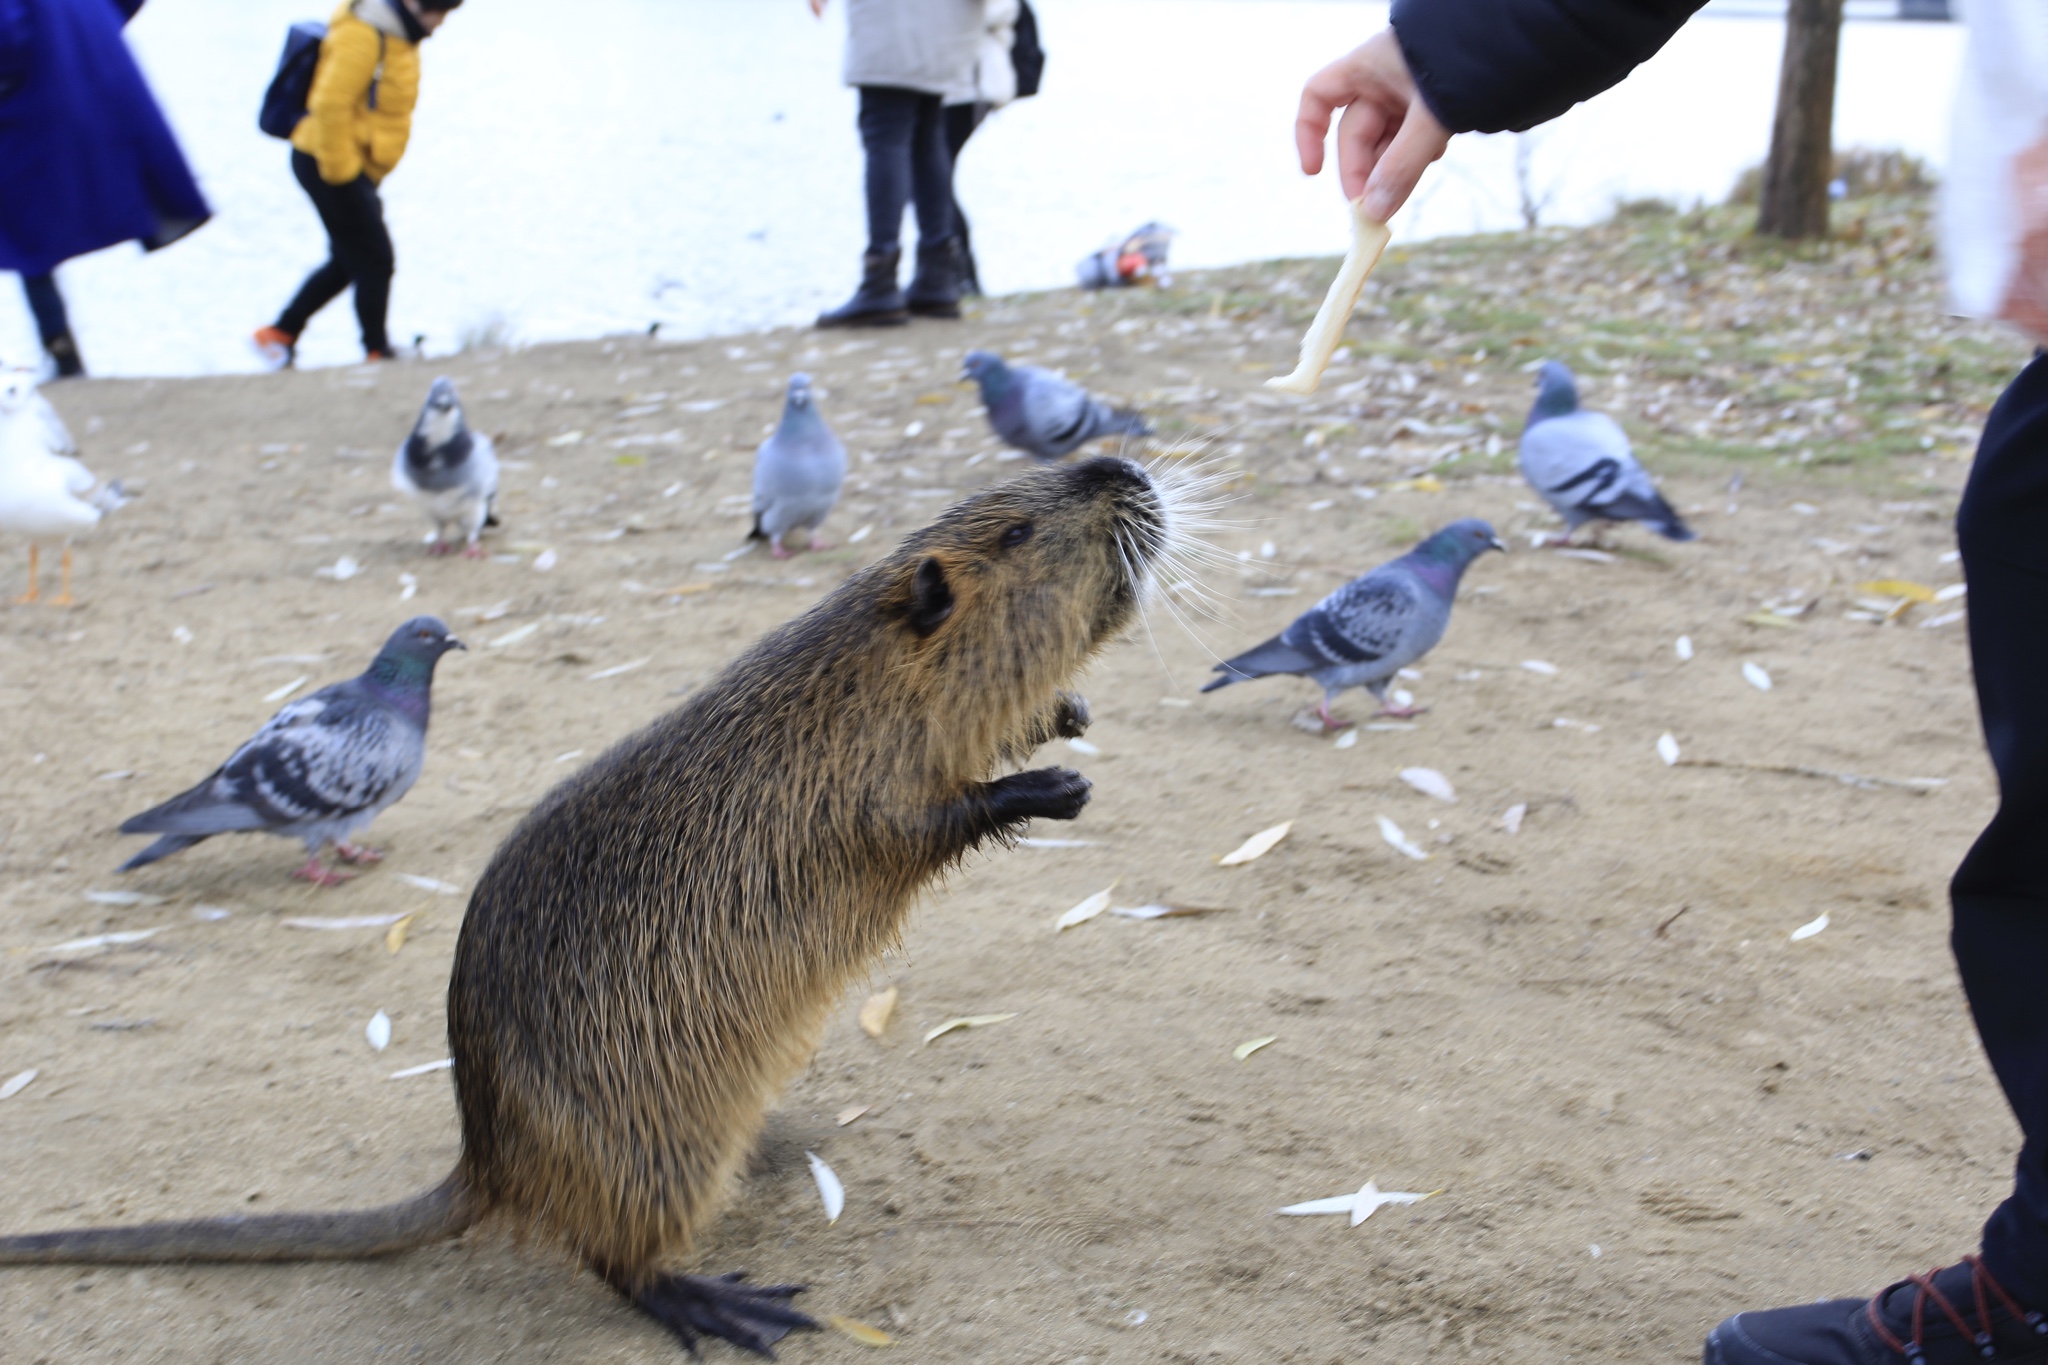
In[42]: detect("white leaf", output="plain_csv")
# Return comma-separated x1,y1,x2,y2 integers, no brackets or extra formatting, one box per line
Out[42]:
1276,1196,1358,1216
848,524,874,544
0,1069,37,1100
388,1058,453,1079
533,548,558,572
921,1013,1017,1044
398,572,418,601
1219,822,1292,866
1675,636,1694,662
366,1010,392,1052
263,675,309,703
1377,815,1430,861
1278,1180,1434,1225
1500,803,1527,835
315,556,361,581
1333,729,1359,749
42,927,165,953
1743,661,1773,692
1790,913,1829,941
586,658,649,681
1233,1035,1278,1060
1657,733,1681,766
83,890,161,906
1399,768,1456,803
283,913,409,930
1935,582,1967,602
1521,660,1558,676
1054,886,1115,932
394,874,463,895
489,622,540,648
1066,737,1102,756
807,1151,846,1224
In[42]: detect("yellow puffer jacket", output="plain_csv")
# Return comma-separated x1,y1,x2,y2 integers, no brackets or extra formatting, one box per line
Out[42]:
290,1,421,186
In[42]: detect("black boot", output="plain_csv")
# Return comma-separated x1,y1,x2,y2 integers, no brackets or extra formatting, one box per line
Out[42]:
817,248,908,328
44,332,84,379
906,238,963,319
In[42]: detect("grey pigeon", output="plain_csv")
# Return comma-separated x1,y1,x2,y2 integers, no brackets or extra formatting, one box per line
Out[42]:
961,349,1151,460
748,372,846,558
117,617,465,884
1202,520,1504,731
1519,361,1693,544
392,377,499,557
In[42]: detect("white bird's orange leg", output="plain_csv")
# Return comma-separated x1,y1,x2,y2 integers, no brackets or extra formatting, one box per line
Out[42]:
51,546,75,608
14,544,38,604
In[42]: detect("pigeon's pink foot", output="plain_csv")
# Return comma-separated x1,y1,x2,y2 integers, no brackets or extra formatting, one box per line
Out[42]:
462,542,486,560
333,842,384,865
770,543,795,560
427,540,455,557
1316,703,1354,733
807,539,835,553
291,858,353,886
1372,703,1432,720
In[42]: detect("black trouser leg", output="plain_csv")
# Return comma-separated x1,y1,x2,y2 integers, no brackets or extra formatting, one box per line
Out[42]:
859,86,952,254
1954,352,2048,1304
943,102,986,294
278,150,394,353
21,273,69,344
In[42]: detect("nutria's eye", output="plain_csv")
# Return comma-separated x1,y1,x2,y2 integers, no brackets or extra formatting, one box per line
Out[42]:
999,522,1034,549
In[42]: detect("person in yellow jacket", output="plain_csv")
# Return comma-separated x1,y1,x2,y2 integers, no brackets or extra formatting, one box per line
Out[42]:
252,0,463,367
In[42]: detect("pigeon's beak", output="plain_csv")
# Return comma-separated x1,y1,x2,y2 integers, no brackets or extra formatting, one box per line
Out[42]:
447,635,468,651
1488,535,1508,553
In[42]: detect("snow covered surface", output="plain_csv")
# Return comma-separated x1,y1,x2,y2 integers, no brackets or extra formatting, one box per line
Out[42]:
0,0,1964,377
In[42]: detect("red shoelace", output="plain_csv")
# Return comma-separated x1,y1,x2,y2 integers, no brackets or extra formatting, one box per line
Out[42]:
1865,1254,2048,1361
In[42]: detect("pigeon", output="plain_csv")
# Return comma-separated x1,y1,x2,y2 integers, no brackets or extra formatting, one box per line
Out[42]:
1519,361,1693,544
117,617,465,884
1202,519,1504,731
961,349,1151,460
0,368,126,606
748,372,846,558
392,377,499,557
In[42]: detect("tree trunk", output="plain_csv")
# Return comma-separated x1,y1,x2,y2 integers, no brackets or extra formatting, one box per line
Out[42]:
1756,0,1844,239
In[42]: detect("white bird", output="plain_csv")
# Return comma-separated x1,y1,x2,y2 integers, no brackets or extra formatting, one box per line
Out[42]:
0,369,126,606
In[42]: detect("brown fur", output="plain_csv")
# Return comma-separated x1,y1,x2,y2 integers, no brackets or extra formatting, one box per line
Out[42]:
0,456,1168,1345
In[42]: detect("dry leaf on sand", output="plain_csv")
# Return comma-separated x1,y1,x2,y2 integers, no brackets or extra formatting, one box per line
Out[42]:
1055,885,1116,932
922,1013,1017,1045
826,1316,893,1346
1377,815,1430,861
1234,1035,1278,1060
385,914,417,954
859,986,899,1038
1399,768,1456,803
1500,803,1527,834
806,1150,845,1224
1218,822,1292,866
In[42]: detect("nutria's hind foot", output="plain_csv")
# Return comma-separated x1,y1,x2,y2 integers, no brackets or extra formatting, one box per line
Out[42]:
624,1271,816,1359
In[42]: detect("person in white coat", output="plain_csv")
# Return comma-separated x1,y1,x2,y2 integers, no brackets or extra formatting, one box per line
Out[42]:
811,0,985,327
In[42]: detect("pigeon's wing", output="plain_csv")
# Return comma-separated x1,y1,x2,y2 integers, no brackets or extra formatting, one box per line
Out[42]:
1285,571,1424,667
1519,411,1635,515
122,688,419,837
1017,368,1097,453
466,431,499,500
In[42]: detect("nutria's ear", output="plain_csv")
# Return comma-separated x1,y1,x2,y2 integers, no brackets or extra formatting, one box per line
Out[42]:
907,556,955,636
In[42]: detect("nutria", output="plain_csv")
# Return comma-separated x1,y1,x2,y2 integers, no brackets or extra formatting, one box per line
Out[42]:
0,455,1180,1358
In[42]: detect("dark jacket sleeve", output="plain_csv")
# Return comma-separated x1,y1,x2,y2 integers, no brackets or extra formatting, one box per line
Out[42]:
1390,0,1707,134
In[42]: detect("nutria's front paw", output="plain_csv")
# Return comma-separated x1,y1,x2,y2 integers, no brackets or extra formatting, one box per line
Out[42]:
986,766,1092,823
1053,692,1091,739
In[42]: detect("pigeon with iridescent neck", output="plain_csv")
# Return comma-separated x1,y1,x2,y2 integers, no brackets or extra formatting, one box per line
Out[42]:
1519,361,1693,544
117,618,465,885
1202,520,1504,731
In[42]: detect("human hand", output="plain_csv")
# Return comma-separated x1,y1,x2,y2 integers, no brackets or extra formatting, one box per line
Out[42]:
1295,27,1451,220
808,0,826,15
1999,132,2048,344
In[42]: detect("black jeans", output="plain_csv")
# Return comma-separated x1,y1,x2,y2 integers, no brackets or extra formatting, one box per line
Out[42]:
857,86,952,255
1955,351,2048,1303
944,101,987,292
276,149,393,353
21,272,69,344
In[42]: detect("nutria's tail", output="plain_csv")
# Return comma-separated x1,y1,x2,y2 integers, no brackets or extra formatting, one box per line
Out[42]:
0,1170,478,1265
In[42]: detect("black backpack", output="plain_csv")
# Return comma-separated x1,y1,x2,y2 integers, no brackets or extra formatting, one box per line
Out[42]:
1011,1,1044,99
259,21,326,139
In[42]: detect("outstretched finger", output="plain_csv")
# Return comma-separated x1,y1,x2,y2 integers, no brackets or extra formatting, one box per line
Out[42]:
1332,98,1395,202
1361,100,1451,220
1295,81,1342,176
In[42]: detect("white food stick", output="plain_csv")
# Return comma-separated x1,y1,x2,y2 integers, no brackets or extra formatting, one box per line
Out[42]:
1267,199,1393,395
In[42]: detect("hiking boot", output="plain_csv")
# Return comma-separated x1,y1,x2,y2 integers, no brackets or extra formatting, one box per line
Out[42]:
816,249,908,328
44,332,84,379
252,325,296,371
905,238,963,319
1704,1255,2048,1364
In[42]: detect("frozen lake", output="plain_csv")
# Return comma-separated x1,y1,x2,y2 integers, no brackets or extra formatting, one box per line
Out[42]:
0,0,1964,377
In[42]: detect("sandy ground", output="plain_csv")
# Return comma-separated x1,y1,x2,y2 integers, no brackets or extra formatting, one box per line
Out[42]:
0,236,2031,1363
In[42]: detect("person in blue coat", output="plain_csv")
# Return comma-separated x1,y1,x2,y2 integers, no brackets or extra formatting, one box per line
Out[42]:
1298,5,2048,1364
0,0,210,377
